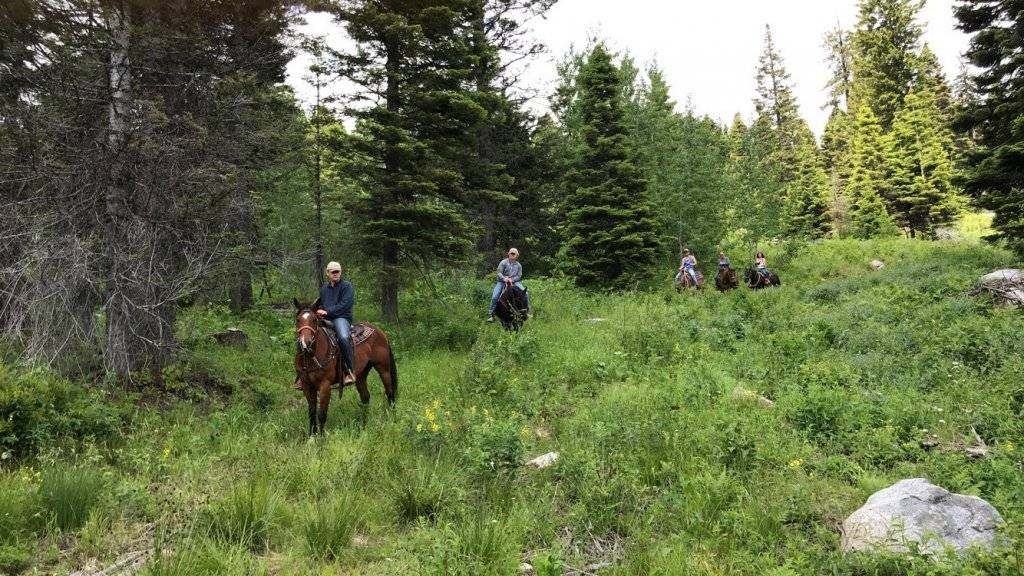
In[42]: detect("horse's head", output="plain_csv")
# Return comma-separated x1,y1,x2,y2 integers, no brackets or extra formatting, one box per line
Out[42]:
743,267,755,284
293,298,319,353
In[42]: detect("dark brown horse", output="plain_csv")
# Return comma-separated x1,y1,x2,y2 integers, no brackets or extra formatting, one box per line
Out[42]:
293,299,397,435
743,266,781,290
715,267,738,292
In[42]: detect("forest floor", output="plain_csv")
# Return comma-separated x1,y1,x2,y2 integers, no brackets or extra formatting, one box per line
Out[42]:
2,237,1023,575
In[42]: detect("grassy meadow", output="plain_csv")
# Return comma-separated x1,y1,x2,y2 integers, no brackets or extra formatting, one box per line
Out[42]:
1,238,1023,575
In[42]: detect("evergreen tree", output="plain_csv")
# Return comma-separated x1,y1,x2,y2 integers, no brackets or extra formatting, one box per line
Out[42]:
845,105,900,237
334,0,487,322
823,24,855,112
851,0,925,129
785,125,834,238
753,25,831,237
954,0,1024,252
558,44,661,288
889,83,963,236
821,108,854,233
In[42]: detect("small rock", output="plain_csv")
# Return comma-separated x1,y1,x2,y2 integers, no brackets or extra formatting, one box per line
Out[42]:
585,318,607,323
919,434,939,450
869,260,885,271
526,452,559,469
731,386,774,408
977,269,1024,306
352,534,369,547
842,478,1003,555
934,227,960,241
966,427,990,459
213,327,248,348
520,562,535,575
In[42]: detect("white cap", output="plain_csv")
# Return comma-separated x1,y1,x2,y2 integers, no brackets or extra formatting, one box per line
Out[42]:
508,248,519,256
326,261,341,271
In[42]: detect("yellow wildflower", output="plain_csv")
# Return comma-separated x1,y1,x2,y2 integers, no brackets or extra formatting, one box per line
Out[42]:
788,458,803,469
162,447,171,461
416,423,424,433
431,422,440,433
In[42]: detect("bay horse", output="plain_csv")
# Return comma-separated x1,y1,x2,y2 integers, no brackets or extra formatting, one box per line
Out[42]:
715,267,739,292
494,283,528,331
676,269,704,291
293,299,397,435
743,267,781,290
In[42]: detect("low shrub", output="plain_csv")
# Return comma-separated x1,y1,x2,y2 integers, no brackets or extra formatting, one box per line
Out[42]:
0,364,124,459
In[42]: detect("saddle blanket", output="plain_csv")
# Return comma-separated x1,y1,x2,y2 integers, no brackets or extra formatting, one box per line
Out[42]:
321,321,376,346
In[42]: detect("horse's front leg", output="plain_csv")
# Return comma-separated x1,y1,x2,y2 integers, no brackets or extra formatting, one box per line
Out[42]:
303,382,317,437
317,379,332,434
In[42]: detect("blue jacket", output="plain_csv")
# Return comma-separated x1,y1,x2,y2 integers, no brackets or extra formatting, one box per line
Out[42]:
319,280,354,322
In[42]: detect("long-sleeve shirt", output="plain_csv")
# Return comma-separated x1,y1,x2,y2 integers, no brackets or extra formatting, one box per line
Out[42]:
319,280,354,322
496,258,522,283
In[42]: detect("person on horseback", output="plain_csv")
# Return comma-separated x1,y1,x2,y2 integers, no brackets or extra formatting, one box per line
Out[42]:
487,247,529,322
718,251,731,273
678,248,699,285
754,251,769,274
317,261,356,386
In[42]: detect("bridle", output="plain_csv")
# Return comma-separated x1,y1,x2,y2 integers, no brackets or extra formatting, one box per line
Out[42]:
295,313,336,375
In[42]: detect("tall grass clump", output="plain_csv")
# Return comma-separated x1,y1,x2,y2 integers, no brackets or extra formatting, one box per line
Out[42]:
204,480,280,551
301,493,362,560
430,512,522,576
37,466,104,532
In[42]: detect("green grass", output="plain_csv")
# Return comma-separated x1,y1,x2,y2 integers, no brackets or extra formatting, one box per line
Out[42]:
1,238,1023,575
37,466,104,533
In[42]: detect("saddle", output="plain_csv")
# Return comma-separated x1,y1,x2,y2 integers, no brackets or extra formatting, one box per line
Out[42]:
320,320,376,346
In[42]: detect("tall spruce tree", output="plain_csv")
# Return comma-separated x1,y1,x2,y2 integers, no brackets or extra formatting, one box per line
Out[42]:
846,105,899,238
954,0,1024,252
334,0,486,322
558,44,661,289
753,25,831,238
889,81,963,236
851,0,925,129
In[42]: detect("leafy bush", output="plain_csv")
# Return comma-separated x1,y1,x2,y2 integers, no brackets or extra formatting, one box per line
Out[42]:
0,364,124,459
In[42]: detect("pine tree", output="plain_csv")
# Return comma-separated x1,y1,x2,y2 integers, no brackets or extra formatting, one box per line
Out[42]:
335,0,486,321
558,44,661,289
889,82,963,236
954,0,1024,252
846,105,900,238
753,25,831,237
823,24,855,113
851,0,925,129
785,125,834,238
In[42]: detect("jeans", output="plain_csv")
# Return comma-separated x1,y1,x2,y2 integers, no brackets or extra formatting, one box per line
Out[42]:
489,281,528,315
332,317,354,372
684,267,698,284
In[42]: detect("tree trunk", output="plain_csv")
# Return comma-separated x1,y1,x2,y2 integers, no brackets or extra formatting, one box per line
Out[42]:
382,240,399,323
380,40,401,323
102,4,172,378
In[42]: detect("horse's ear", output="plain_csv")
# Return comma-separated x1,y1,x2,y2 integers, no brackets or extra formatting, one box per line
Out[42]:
312,297,322,310
293,297,301,310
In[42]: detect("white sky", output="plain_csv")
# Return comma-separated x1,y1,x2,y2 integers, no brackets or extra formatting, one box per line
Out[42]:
285,0,970,136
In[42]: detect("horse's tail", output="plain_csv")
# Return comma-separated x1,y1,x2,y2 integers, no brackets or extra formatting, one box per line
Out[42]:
388,345,398,399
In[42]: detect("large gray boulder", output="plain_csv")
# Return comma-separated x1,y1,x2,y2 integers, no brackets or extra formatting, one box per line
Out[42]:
842,478,1003,555
977,269,1024,306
